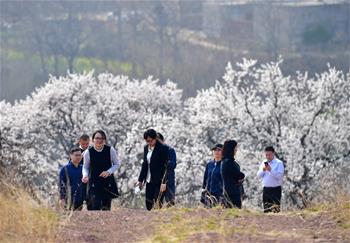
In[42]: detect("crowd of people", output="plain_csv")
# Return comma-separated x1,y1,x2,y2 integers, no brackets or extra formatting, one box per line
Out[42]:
201,143,284,212
59,129,284,213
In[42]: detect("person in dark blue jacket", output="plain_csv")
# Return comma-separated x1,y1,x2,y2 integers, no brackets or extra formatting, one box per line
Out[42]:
221,139,245,209
201,144,223,207
157,132,177,207
59,147,85,211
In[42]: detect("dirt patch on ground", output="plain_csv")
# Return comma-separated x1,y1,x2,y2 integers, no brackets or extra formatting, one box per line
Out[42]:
58,207,350,243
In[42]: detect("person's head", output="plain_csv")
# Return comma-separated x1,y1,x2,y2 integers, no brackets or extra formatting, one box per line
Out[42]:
211,144,223,161
144,129,157,147
92,130,107,148
157,132,165,143
70,147,82,164
265,146,275,161
222,140,238,159
79,134,90,150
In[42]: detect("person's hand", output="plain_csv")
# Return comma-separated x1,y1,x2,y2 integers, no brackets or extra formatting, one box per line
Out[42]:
160,183,167,192
136,181,144,190
99,171,111,178
266,165,271,171
82,176,89,183
263,166,267,171
59,199,66,210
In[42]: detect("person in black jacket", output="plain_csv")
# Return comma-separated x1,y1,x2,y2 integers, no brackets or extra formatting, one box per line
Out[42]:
221,139,245,209
137,129,169,211
157,132,177,207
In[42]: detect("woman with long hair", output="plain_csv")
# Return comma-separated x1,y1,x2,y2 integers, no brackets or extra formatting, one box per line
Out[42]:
221,139,245,209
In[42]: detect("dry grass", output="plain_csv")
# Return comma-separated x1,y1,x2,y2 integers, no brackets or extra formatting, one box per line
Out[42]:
304,193,350,229
145,206,257,243
145,194,350,243
0,182,59,243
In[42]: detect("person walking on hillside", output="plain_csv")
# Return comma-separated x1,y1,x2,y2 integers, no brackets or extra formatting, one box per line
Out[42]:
59,147,85,211
137,129,169,211
82,130,120,210
157,132,177,207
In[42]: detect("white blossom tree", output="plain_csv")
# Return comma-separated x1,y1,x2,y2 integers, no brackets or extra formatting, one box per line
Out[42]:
1,59,349,209
185,59,350,208
0,73,184,205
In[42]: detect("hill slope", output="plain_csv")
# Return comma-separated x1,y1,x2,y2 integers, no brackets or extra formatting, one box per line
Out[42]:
58,205,350,243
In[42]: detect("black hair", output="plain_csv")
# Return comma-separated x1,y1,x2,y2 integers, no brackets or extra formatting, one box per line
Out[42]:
70,147,82,154
222,139,238,159
79,134,90,141
144,129,157,140
92,130,107,140
157,132,164,142
265,146,275,153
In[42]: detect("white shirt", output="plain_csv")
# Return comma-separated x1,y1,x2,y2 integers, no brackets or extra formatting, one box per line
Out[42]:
146,146,153,183
82,146,120,177
257,157,284,187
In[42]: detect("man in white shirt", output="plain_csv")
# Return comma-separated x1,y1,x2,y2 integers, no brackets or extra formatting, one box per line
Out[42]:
257,146,284,213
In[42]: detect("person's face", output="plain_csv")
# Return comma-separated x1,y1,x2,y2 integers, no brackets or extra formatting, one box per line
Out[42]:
145,137,157,147
93,133,106,147
213,148,222,160
79,139,90,150
265,151,274,161
70,151,82,164
234,145,238,156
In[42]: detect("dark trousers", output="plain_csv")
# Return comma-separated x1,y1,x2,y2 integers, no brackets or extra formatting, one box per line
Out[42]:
223,193,242,209
164,182,175,207
263,186,282,213
145,182,164,211
88,186,112,211
66,199,83,211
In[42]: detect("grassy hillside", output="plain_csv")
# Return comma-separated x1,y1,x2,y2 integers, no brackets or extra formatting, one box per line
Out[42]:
0,182,59,242
1,181,349,242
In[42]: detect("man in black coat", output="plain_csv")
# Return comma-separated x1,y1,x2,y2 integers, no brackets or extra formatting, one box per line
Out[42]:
137,129,169,211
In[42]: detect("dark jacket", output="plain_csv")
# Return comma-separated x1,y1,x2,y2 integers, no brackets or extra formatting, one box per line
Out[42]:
221,157,245,197
59,161,85,207
165,145,176,186
138,140,169,185
202,160,223,198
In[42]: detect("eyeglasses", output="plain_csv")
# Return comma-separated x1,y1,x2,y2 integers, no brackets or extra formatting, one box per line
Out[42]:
94,137,105,140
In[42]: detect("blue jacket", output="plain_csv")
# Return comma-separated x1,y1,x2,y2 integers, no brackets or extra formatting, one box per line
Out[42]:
202,160,223,198
59,161,85,206
165,145,176,186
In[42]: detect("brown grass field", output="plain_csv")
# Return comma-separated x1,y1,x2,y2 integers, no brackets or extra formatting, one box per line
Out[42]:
1,183,349,243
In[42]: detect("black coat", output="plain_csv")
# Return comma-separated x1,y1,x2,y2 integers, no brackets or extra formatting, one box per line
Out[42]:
221,157,245,197
138,140,169,185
